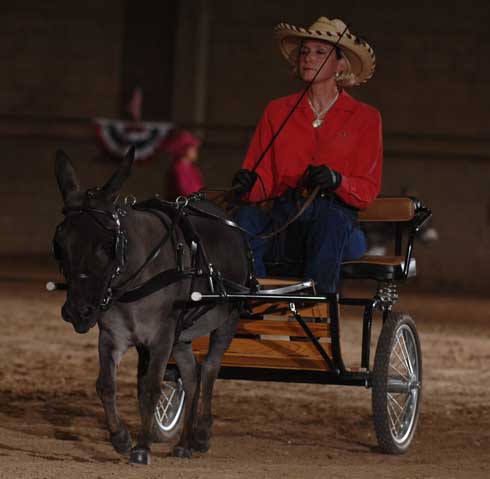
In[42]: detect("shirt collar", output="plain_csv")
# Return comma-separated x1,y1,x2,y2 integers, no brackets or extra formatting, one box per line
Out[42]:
287,89,356,113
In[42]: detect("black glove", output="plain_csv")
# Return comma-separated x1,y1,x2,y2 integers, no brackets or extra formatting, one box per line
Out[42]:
232,169,257,194
305,164,342,190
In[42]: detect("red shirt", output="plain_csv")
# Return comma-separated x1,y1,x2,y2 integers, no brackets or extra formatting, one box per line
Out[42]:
242,90,383,209
166,160,204,199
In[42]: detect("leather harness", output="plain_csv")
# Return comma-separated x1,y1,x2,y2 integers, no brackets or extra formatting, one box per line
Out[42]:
53,192,257,316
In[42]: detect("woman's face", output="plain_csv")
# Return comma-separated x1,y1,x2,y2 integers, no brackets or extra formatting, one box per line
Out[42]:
298,39,341,84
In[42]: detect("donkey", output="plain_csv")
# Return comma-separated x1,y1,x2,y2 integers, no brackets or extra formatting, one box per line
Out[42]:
53,147,250,464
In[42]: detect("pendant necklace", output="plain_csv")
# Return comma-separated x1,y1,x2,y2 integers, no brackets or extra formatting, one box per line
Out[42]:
308,91,339,128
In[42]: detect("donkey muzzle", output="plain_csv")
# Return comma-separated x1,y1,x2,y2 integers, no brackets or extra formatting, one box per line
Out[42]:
61,302,98,334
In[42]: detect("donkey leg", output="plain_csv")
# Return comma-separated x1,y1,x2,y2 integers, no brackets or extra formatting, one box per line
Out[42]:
172,341,200,459
136,345,150,414
130,341,172,465
96,330,131,454
193,309,239,453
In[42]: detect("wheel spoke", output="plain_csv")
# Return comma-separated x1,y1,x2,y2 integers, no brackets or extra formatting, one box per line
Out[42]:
156,401,165,423
400,330,415,376
397,394,412,430
161,387,177,420
388,392,404,414
389,360,409,382
387,397,398,435
388,393,411,436
392,333,410,378
387,394,403,433
154,378,186,433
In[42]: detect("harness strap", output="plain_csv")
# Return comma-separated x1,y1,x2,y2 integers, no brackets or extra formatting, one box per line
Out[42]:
116,208,182,290
186,203,250,235
116,268,198,303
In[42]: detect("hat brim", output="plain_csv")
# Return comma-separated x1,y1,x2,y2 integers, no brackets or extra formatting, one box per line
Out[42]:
274,23,376,85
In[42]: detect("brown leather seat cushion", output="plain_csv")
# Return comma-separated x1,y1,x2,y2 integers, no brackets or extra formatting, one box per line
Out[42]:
359,197,416,222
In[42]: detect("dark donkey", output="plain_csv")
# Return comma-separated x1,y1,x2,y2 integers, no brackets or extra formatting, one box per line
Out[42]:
53,147,251,464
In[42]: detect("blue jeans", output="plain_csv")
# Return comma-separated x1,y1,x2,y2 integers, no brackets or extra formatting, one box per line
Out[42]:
234,194,366,293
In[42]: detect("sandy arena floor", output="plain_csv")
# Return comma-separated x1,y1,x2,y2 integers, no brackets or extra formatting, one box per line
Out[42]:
0,270,489,478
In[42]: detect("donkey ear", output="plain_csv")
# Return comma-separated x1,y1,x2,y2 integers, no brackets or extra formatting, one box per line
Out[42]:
101,146,135,199
55,150,80,203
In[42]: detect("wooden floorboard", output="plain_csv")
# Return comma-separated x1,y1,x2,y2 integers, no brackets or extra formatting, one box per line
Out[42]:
192,337,332,371
236,319,330,337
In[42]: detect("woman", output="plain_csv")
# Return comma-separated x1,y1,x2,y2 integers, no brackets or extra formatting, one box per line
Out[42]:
232,16,382,292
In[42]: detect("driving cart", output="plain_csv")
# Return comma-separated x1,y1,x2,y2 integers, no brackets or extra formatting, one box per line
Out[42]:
154,193,432,454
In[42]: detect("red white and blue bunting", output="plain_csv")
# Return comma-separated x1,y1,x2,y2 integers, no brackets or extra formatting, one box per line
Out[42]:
94,118,174,163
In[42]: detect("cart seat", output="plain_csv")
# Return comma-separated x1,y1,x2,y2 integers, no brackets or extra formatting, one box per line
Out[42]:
341,256,416,281
260,255,416,284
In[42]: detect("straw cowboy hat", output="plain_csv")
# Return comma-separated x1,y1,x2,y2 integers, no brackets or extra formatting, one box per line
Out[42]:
274,16,376,85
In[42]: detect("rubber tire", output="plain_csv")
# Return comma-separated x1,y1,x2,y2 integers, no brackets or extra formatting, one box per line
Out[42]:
151,367,185,443
372,312,422,454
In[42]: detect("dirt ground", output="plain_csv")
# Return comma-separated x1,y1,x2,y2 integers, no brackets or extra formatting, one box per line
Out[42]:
0,266,489,478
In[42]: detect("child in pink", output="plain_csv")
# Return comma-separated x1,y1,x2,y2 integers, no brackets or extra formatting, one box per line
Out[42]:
162,130,204,199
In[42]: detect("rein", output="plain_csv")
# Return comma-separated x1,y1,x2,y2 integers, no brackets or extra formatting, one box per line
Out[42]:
195,186,321,241
253,186,320,240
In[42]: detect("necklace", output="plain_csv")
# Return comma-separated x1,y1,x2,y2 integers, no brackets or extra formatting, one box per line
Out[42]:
308,92,339,128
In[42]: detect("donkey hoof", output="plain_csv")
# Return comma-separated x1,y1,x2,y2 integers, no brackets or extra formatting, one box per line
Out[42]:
172,446,192,459
110,428,132,455
130,448,151,465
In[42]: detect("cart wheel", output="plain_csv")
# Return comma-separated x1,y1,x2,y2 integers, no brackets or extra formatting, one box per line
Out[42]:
152,368,185,442
372,312,422,454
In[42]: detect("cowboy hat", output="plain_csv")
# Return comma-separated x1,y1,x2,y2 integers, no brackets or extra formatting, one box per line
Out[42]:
274,16,376,85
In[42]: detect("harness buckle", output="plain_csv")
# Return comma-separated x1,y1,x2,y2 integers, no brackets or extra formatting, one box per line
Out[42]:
100,288,113,311
124,194,137,207
175,196,189,209
116,207,128,217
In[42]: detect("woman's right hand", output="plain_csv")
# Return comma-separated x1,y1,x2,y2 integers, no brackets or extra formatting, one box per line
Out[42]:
305,164,342,190
232,169,257,194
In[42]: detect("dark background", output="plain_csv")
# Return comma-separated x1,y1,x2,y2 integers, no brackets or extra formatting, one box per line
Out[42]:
0,0,489,293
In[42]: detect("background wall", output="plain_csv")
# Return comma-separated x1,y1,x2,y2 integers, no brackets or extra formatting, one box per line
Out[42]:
0,0,489,293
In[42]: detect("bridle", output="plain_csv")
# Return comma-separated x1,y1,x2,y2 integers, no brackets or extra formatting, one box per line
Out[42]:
53,202,129,310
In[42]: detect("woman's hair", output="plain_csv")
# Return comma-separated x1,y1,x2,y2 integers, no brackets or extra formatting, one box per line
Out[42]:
293,39,357,88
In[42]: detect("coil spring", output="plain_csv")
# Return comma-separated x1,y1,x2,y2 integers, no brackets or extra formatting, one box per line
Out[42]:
376,281,398,308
